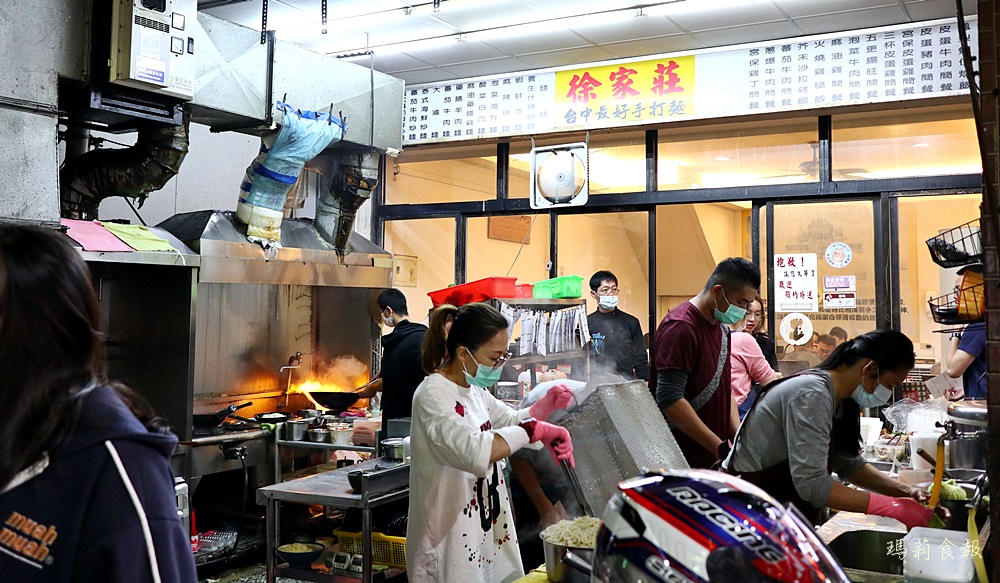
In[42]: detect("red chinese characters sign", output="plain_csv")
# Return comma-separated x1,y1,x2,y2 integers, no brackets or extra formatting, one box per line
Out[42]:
774,253,819,313
555,55,695,127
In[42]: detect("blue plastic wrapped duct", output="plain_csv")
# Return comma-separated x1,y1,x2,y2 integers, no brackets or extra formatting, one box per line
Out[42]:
237,101,345,245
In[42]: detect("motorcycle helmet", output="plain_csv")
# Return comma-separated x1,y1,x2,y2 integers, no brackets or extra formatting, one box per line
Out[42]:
591,469,849,583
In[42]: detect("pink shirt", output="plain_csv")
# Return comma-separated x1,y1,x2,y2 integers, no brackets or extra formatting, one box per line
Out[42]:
730,331,778,404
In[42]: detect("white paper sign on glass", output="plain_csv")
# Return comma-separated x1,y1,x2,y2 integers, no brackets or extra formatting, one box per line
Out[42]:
775,253,819,312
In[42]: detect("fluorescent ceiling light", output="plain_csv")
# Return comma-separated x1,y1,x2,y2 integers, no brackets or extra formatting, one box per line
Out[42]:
912,142,930,148
714,156,731,161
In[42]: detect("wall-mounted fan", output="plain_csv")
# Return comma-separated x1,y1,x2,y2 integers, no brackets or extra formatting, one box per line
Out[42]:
766,142,868,180
529,142,589,209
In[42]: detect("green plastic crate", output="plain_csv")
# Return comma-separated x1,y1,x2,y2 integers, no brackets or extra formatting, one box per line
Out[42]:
532,275,584,299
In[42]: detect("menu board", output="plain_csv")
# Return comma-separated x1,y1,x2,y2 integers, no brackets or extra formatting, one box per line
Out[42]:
403,72,555,143
403,17,977,145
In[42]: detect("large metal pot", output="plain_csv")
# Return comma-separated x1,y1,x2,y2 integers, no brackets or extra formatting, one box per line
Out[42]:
947,400,987,469
285,419,308,441
542,538,593,583
381,438,406,460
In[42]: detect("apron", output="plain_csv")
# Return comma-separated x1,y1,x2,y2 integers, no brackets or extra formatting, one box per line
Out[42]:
727,370,840,524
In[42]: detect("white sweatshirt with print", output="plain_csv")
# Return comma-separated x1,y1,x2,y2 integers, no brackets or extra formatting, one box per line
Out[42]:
406,373,534,583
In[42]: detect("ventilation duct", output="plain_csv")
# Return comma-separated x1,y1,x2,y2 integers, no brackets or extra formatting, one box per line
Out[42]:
312,152,379,256
61,113,190,220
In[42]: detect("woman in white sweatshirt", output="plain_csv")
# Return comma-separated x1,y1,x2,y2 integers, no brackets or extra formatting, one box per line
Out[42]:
406,302,575,583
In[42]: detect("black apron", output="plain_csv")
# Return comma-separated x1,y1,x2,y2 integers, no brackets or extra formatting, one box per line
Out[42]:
727,370,841,524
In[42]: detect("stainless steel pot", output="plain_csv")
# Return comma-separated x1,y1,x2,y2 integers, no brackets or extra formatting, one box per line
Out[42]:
542,538,593,583
381,438,406,460
308,428,331,443
947,400,987,469
285,419,308,441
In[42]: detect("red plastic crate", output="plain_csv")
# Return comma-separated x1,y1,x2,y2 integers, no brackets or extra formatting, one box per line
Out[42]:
428,277,517,307
514,284,534,298
427,286,457,308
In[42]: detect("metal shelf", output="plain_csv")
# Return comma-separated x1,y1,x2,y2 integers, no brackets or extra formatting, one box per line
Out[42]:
277,439,375,453
492,298,585,308
507,348,589,366
274,564,404,582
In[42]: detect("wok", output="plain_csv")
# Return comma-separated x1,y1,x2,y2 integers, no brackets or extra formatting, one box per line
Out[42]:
307,391,361,411
193,401,254,428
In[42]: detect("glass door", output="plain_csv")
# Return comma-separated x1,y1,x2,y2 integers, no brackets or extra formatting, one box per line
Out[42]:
766,200,880,374
892,193,981,379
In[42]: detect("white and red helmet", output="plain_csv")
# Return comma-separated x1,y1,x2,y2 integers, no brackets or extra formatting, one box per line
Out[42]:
591,469,849,583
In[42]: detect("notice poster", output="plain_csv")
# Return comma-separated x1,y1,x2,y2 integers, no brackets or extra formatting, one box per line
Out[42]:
823,275,857,291
823,292,857,309
775,253,819,312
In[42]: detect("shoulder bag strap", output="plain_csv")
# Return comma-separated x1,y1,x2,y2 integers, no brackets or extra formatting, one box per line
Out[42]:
689,323,730,412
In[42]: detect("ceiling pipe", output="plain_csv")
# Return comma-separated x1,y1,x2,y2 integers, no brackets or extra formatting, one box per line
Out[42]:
60,113,190,220
312,153,379,257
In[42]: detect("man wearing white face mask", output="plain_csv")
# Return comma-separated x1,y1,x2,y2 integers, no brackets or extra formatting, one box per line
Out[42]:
355,289,428,438
650,258,760,469
586,270,649,381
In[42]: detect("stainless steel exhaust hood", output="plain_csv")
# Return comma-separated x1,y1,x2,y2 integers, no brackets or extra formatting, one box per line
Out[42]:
158,210,391,288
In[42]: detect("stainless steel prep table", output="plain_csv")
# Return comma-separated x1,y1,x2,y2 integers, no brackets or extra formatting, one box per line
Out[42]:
256,459,409,583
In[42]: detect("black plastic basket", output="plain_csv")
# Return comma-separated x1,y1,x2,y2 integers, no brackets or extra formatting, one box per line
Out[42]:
925,219,982,268
927,283,985,324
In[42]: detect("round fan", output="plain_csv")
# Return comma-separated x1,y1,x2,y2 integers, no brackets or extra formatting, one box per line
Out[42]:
535,149,587,203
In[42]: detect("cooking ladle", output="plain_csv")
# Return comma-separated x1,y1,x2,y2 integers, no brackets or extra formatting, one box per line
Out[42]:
916,447,955,480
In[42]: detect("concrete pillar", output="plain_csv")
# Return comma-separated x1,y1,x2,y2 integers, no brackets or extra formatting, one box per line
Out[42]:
977,0,1000,575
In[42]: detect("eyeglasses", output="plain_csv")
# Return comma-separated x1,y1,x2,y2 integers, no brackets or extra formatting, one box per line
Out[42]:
596,287,620,296
471,349,512,370
490,351,513,369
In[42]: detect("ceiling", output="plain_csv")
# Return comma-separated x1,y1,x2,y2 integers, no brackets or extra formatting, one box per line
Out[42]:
200,0,976,86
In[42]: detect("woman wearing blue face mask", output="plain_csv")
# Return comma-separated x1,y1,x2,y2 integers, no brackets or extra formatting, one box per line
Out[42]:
723,329,946,528
407,302,576,583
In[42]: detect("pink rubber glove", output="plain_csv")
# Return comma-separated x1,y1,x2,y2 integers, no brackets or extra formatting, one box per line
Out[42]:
520,420,575,468
867,492,933,529
529,384,575,421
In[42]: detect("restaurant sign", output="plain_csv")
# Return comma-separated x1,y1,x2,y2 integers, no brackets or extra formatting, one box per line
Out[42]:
403,16,976,145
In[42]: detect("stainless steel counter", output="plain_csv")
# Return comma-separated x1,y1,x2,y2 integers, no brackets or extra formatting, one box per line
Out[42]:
257,459,409,583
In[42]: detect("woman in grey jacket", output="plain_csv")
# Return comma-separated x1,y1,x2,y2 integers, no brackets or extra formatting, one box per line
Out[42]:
725,329,943,528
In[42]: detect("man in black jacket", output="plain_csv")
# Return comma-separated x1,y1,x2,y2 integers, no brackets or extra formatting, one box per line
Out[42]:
356,289,428,437
587,270,649,381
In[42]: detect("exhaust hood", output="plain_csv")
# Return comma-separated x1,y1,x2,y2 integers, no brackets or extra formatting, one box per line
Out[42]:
158,210,391,288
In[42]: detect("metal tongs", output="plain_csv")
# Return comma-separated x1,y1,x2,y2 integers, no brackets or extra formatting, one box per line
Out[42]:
560,457,594,517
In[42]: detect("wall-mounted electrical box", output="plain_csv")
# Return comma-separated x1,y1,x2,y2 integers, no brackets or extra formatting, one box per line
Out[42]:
109,0,197,100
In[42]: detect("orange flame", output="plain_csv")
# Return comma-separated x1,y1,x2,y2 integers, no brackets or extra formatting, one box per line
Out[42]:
289,378,370,411
284,355,371,410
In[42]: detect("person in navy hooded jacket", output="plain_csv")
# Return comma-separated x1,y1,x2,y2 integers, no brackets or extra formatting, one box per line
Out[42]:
0,224,197,583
